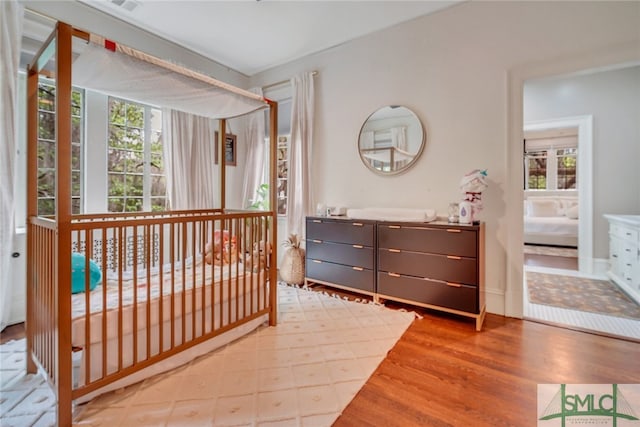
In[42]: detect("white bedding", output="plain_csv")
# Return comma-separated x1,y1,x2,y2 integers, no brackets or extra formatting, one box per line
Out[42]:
524,216,578,236
71,258,267,386
524,216,578,246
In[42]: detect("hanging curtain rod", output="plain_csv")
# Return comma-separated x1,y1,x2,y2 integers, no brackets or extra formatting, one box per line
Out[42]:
262,71,318,91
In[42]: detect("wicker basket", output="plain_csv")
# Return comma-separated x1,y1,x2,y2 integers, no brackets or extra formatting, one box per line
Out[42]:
280,247,306,285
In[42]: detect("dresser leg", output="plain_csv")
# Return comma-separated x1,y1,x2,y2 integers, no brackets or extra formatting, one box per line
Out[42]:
476,307,486,331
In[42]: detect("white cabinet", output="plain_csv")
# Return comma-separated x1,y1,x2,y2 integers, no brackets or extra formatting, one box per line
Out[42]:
605,215,640,304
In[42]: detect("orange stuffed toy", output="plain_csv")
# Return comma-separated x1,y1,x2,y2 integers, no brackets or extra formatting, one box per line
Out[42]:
204,230,238,265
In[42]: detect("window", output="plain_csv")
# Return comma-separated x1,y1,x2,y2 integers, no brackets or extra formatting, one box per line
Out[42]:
556,148,577,189
107,98,165,212
524,133,578,190
525,150,547,190
37,81,84,216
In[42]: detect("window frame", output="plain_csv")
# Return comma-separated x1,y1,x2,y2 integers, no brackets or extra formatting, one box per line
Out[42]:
107,97,165,213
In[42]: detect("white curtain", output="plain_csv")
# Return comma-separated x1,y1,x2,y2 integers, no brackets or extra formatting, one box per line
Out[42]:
0,0,23,331
286,72,315,237
391,126,407,151
240,88,266,208
162,109,217,210
360,131,374,150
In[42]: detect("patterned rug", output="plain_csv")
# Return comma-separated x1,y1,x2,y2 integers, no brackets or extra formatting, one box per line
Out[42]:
526,272,640,320
524,244,578,258
0,283,415,427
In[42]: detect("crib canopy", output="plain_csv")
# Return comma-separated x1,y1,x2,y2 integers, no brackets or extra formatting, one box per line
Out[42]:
71,37,267,119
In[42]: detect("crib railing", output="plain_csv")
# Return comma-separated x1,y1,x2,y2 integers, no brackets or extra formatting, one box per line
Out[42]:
28,209,276,404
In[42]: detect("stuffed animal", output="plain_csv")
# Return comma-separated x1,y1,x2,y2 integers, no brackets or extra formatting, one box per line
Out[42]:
247,240,272,272
459,169,488,221
204,230,238,265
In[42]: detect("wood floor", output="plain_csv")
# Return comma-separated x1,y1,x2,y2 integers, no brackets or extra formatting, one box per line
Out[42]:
3,288,638,427
334,310,640,426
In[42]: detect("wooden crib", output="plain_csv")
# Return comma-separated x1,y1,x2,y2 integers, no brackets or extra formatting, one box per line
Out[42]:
26,22,278,426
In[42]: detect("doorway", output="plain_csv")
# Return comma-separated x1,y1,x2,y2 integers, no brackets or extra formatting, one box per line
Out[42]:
519,66,640,340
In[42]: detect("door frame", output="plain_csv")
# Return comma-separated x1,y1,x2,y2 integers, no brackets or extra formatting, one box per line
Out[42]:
523,116,593,273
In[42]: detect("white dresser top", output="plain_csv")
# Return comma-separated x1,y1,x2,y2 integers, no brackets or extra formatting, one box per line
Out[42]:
604,214,640,227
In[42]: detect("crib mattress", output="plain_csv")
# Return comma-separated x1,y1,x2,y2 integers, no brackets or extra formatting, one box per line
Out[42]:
71,259,266,347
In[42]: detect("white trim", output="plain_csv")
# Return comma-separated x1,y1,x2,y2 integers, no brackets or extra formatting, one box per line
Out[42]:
524,115,593,274
505,42,640,319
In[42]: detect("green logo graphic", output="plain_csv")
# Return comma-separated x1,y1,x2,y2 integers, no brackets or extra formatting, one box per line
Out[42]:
539,384,639,426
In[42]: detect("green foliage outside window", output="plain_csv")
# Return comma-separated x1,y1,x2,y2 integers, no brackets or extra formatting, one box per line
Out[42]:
37,82,83,216
107,98,165,213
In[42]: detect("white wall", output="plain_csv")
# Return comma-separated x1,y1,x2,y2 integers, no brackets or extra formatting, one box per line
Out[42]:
524,66,640,259
249,1,640,315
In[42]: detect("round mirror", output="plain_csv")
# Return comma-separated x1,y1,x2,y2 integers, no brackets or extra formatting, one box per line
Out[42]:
358,105,425,175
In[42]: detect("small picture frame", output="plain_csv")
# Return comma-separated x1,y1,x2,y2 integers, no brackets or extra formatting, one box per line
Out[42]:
214,132,237,166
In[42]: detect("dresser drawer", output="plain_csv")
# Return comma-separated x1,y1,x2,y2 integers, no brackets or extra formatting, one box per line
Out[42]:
379,249,477,285
306,259,374,293
306,219,374,246
378,272,478,313
611,223,639,243
378,224,477,257
306,240,374,269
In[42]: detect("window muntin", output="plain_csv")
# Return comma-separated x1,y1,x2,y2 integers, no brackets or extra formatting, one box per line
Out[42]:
556,148,577,190
526,150,547,190
107,98,165,213
37,81,84,216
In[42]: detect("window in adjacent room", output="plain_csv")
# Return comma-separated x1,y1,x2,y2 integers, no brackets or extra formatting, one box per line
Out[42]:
37,81,84,216
524,129,578,190
107,97,165,212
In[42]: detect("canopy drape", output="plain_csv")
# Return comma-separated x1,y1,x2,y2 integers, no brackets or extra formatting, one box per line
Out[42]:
73,43,266,119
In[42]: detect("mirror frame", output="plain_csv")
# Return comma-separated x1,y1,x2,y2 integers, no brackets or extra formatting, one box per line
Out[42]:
357,105,426,176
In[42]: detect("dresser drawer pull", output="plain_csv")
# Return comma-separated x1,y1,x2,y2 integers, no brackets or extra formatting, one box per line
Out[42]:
389,249,401,253
446,282,463,288
312,220,322,223
389,225,401,229
352,222,364,227
446,229,462,233
352,244,363,249
313,239,322,243
446,255,462,260
388,272,401,278
627,232,632,236
312,259,323,264
352,266,364,271
612,254,618,258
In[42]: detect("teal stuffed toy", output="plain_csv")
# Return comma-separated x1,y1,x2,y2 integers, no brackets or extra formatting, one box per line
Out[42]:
71,252,102,294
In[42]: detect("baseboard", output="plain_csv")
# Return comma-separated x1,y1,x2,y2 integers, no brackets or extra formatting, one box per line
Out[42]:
486,287,505,316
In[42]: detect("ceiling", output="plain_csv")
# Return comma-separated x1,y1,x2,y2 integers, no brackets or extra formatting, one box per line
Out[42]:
75,0,462,76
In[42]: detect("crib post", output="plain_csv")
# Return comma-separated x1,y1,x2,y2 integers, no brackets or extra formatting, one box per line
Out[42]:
25,53,39,376
267,100,278,326
55,22,74,427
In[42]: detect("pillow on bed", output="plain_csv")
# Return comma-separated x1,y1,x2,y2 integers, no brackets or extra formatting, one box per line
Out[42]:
527,199,560,217
565,204,579,219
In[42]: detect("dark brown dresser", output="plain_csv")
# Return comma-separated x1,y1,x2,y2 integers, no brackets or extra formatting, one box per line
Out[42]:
377,221,485,330
305,216,376,296
305,216,486,330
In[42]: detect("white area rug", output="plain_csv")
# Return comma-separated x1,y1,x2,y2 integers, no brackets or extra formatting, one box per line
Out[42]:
0,284,415,426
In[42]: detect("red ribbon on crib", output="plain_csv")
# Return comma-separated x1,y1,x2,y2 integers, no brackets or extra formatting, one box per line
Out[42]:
104,39,116,52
